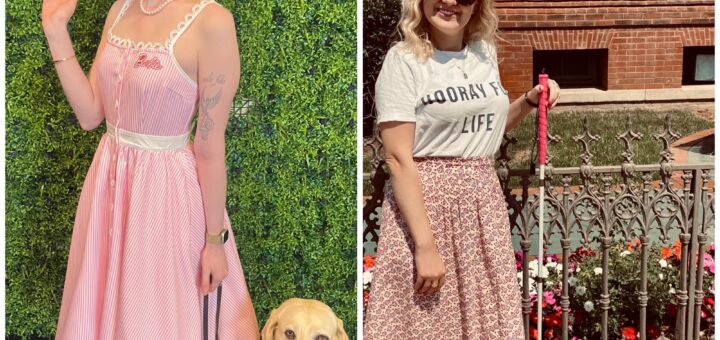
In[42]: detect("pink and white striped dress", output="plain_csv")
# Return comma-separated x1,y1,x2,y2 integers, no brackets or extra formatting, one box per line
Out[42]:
55,1,258,339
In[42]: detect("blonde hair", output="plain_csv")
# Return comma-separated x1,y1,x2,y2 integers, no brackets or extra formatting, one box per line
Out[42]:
396,0,499,60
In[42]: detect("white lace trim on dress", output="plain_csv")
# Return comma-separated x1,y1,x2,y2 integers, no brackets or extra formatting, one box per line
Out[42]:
107,0,216,51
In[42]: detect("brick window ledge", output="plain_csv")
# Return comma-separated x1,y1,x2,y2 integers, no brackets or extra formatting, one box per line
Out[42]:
558,85,714,104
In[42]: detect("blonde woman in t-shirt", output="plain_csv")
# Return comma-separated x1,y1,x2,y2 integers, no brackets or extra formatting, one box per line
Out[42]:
364,0,560,338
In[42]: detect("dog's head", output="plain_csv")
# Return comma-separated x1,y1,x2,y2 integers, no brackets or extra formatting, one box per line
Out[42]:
261,298,348,340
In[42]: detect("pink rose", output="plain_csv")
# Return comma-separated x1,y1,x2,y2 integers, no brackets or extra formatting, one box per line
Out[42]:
543,291,556,305
703,253,714,274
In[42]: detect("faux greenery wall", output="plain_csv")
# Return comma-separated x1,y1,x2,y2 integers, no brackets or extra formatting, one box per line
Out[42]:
6,1,356,338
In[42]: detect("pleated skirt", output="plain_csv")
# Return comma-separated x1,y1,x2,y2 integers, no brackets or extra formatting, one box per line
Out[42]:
365,156,524,340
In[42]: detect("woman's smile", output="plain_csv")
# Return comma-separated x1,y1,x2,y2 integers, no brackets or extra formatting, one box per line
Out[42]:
423,0,476,50
434,3,462,21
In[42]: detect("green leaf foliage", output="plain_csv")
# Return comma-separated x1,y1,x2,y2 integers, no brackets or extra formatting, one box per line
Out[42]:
6,0,357,338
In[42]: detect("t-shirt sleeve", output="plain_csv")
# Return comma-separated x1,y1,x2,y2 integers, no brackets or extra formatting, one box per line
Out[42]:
477,40,498,64
374,48,418,123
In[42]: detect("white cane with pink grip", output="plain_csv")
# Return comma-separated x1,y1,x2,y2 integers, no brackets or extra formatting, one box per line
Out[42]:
536,73,549,340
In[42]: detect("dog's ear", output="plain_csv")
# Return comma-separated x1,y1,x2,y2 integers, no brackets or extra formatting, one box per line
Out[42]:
334,315,349,340
261,308,280,340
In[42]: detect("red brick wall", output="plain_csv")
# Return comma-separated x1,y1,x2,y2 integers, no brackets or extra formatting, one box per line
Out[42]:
495,0,714,100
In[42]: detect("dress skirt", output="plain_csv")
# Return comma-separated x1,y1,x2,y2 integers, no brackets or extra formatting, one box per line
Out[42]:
55,130,258,339
364,156,524,340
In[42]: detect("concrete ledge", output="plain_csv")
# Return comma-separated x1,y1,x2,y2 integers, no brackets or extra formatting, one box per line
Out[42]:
672,128,714,147
559,85,715,104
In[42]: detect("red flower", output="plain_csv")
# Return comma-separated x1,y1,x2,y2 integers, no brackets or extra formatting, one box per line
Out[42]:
569,246,593,262
573,309,587,325
530,327,538,340
363,255,375,271
530,310,538,325
661,247,674,259
647,324,660,338
673,240,682,261
627,239,641,252
544,328,554,339
622,326,637,340
702,297,714,319
363,290,369,308
541,310,563,328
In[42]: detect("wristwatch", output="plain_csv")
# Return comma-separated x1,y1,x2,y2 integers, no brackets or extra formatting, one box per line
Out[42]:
206,228,229,245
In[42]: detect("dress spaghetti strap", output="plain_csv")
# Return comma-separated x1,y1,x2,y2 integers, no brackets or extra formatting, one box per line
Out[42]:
107,0,133,40
167,0,218,49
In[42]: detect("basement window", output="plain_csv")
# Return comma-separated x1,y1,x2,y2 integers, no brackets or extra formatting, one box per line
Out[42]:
683,46,714,85
533,49,608,90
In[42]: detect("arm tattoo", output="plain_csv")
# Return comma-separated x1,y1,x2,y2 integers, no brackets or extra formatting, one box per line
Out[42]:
199,72,225,141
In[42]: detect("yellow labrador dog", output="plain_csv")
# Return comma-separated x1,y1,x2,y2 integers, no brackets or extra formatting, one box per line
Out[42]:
261,298,348,340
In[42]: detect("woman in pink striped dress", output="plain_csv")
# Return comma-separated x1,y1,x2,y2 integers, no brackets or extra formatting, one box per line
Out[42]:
42,0,259,338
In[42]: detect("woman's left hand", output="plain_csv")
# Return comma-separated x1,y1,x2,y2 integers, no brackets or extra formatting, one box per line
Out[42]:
200,243,228,295
526,78,561,110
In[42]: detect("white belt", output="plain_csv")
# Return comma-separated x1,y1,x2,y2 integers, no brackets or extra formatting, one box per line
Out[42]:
106,123,189,151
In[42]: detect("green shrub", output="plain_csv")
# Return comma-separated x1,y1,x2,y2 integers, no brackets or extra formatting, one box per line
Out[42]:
6,1,356,338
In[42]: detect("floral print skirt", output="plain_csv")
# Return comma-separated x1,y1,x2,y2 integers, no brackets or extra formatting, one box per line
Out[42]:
364,156,525,340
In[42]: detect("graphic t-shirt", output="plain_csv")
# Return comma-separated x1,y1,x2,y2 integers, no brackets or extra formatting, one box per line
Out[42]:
375,41,509,158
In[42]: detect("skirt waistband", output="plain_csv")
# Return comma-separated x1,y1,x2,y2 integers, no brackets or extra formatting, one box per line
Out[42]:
413,156,495,168
106,123,189,151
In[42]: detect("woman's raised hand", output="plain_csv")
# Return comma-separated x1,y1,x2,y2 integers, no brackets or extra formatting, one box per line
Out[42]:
526,78,561,110
42,0,77,32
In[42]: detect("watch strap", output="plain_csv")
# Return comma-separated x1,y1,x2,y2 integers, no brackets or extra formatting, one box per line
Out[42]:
524,91,539,108
206,228,228,244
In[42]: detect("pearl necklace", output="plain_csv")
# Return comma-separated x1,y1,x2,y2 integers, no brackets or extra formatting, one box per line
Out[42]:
140,0,174,15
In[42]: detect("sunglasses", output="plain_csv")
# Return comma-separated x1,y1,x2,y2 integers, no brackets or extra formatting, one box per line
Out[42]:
456,0,477,5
